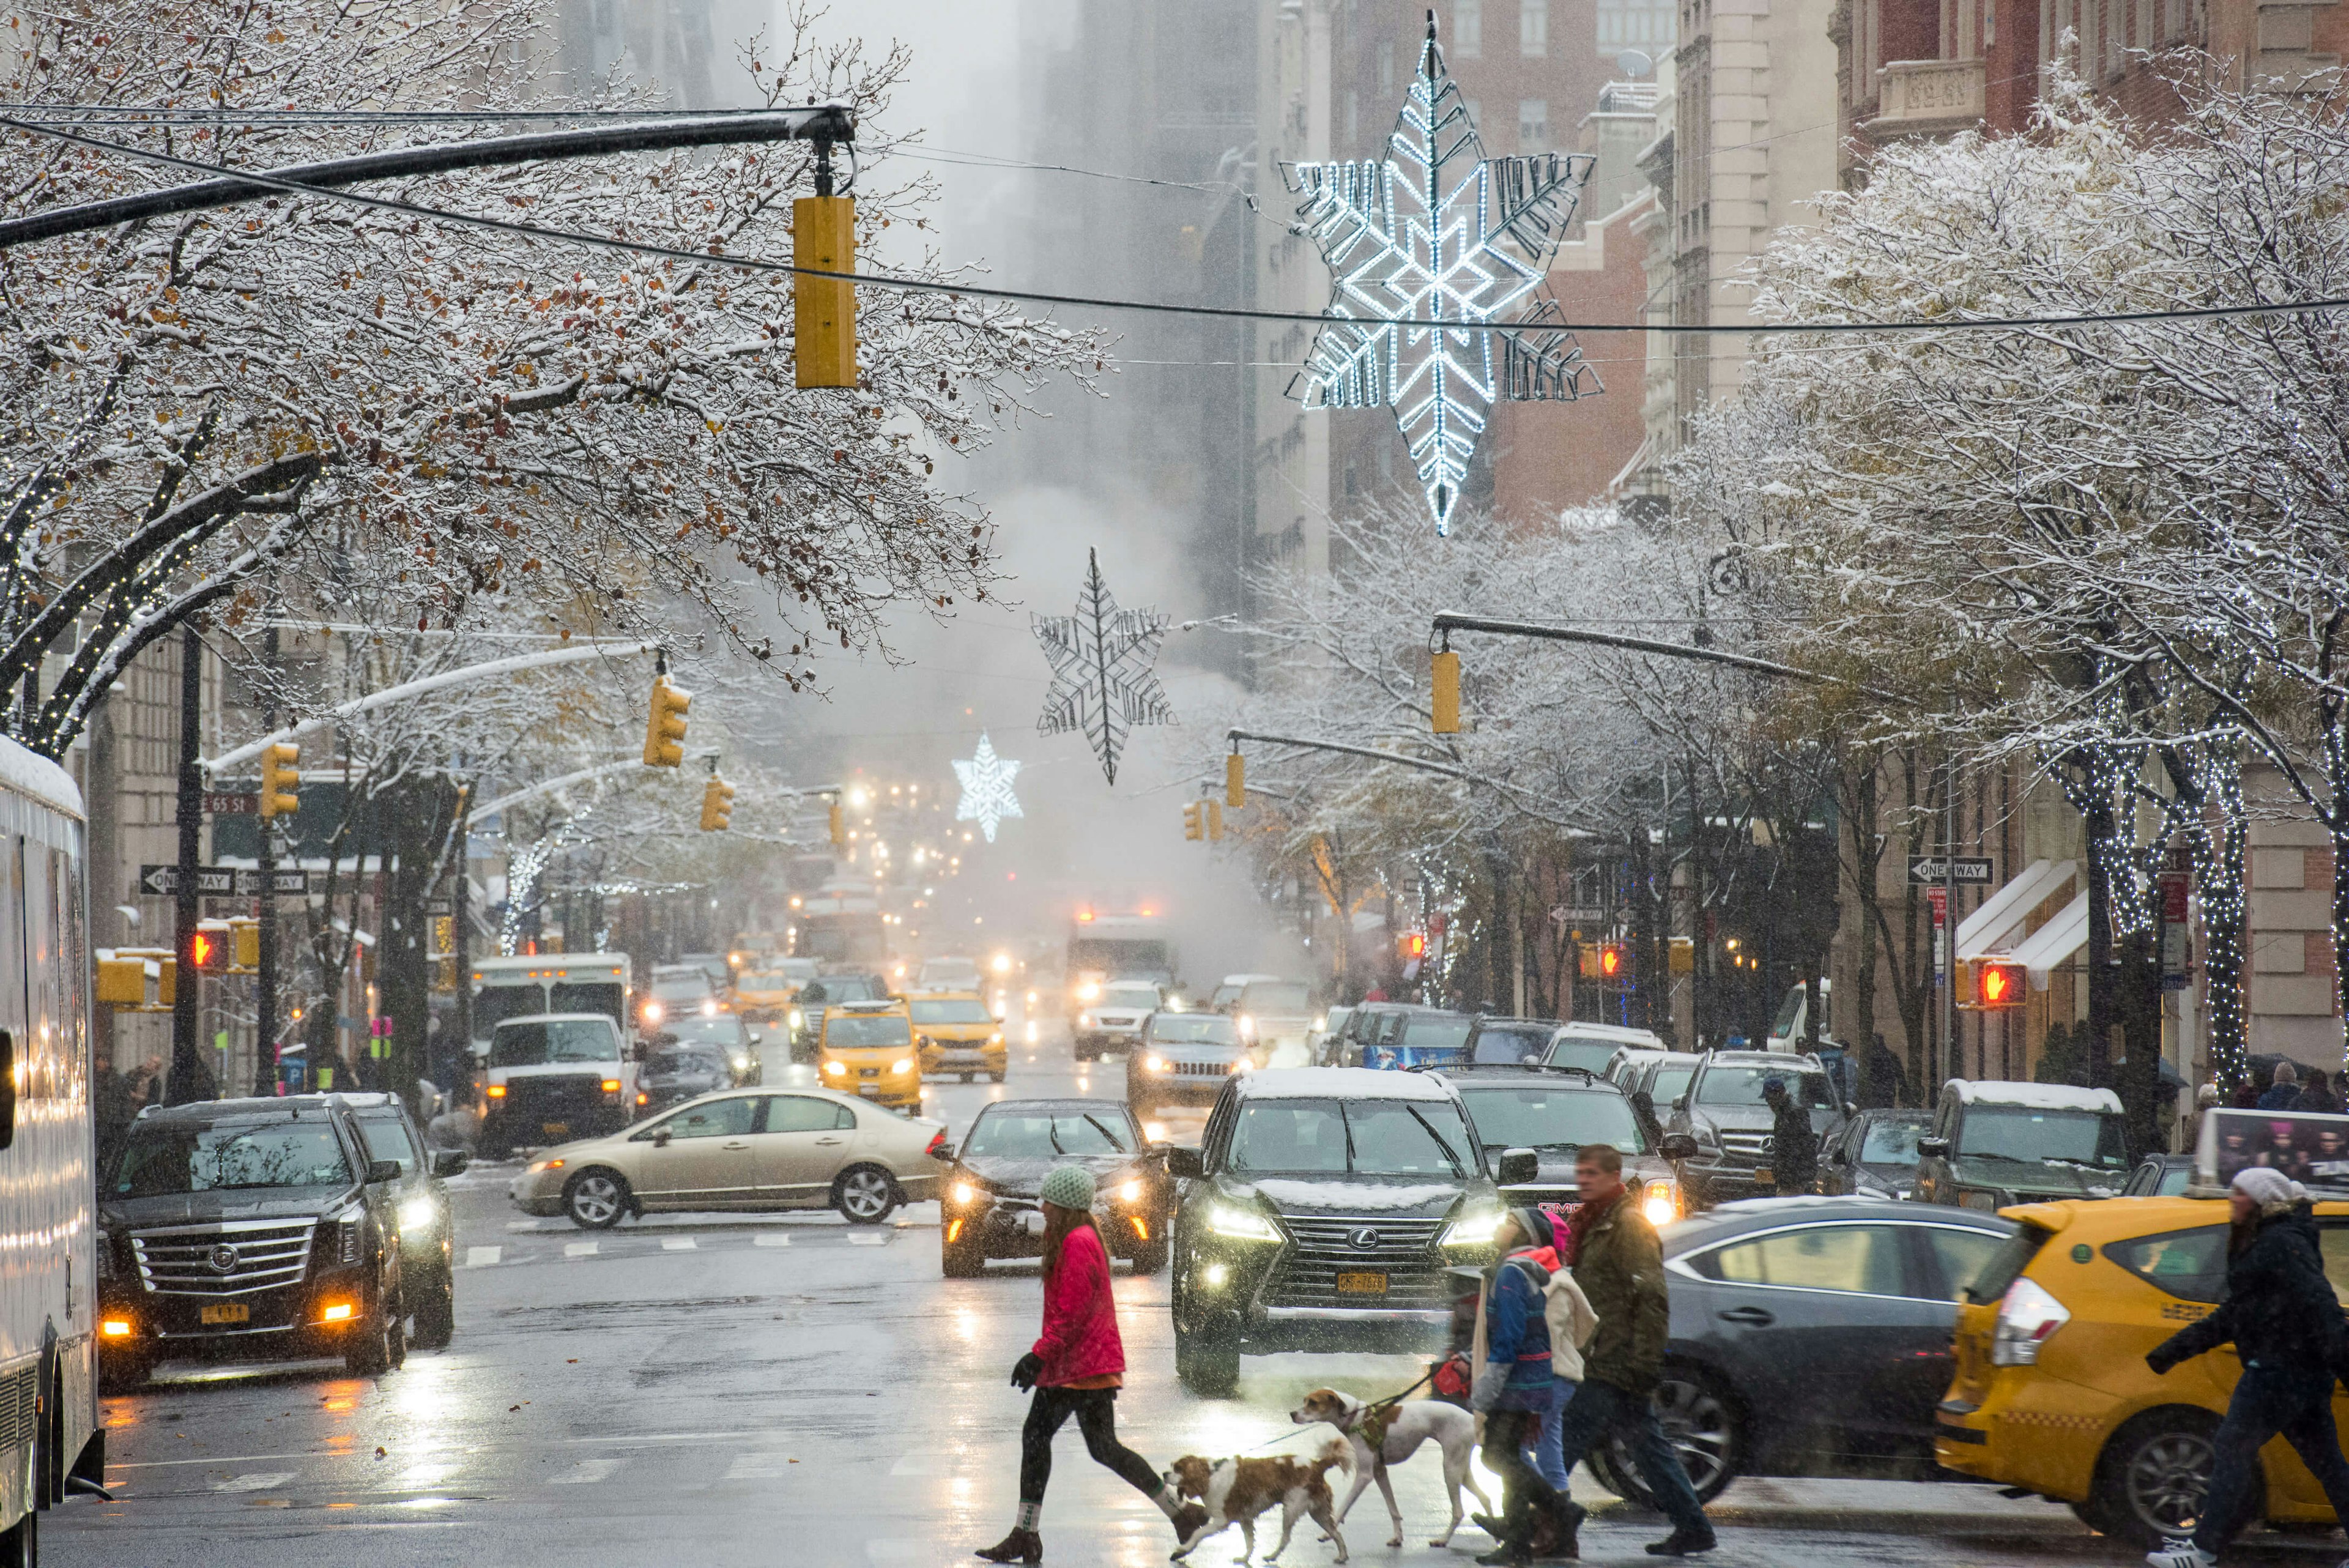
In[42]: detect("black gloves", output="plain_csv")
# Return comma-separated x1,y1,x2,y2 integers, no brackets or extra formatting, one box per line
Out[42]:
1011,1352,1044,1391
2145,1347,2180,1377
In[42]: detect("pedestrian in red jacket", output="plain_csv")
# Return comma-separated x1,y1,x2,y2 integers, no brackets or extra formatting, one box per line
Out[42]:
977,1165,1207,1564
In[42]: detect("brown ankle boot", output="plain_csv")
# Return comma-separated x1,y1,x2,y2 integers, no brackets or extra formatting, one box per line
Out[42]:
975,1527,1042,1564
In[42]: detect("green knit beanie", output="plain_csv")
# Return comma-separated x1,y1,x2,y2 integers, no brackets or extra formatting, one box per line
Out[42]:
1040,1164,1096,1211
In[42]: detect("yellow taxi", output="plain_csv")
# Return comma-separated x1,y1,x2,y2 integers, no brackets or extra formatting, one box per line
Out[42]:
816,998,924,1110
909,991,1006,1083
1936,1191,2349,1545
731,962,804,1024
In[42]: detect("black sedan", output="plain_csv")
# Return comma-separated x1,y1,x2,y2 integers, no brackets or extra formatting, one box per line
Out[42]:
1818,1109,1932,1200
1586,1197,2014,1506
938,1099,1171,1277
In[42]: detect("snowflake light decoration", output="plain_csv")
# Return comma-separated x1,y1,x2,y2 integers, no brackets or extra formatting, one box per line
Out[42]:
952,732,1023,843
1283,12,1600,535
1034,549,1175,786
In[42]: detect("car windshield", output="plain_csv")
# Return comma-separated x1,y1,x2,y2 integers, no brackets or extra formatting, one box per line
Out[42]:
826,1013,913,1049
1457,1085,1649,1153
1957,1105,2129,1168
1471,1026,1554,1065
662,1016,748,1048
1543,1038,1622,1072
1211,986,1244,1009
354,1112,417,1176
1651,1065,1698,1105
1240,983,1312,1013
965,1110,1131,1157
921,963,982,986
1150,1014,1239,1046
648,1047,732,1076
652,970,714,1000
1226,1097,1474,1177
911,999,995,1025
739,971,797,990
812,976,881,1003
1399,1015,1473,1049
491,1019,617,1066
1697,1066,1835,1107
1861,1119,1928,1164
114,1120,352,1196
1100,986,1160,1010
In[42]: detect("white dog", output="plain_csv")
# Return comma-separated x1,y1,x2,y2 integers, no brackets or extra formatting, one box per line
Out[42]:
1290,1386,1493,1548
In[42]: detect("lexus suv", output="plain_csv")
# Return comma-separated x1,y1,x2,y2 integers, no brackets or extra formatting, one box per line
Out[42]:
97,1095,408,1388
1167,1067,1528,1395
1666,1050,1850,1209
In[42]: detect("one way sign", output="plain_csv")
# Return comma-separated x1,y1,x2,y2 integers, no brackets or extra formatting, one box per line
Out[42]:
1907,856,1995,885
140,865,312,897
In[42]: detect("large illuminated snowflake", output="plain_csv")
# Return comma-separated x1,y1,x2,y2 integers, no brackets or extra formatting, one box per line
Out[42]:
952,733,1023,843
1034,549,1174,787
1283,14,1600,534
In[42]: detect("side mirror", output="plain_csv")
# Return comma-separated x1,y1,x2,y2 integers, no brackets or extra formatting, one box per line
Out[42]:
1671,1095,1689,1112
366,1159,403,1185
1165,1146,1204,1180
652,1129,673,1148
430,1148,471,1178
1496,1146,1539,1187
1846,1101,1859,1116
1660,1133,1700,1162
1146,1141,1171,1161
1920,1137,1950,1159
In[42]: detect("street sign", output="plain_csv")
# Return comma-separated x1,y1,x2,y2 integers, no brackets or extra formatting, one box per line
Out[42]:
139,865,313,897
1908,855,1994,885
203,790,259,816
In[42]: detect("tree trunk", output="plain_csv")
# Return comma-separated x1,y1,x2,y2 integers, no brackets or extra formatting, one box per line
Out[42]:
2079,782,2117,1091
1846,759,1893,1106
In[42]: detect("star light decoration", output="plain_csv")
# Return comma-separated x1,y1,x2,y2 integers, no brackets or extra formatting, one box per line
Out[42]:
952,732,1023,843
1283,12,1600,535
1033,548,1175,786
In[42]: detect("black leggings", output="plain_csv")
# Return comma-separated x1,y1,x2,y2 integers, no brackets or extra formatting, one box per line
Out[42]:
1483,1408,1565,1548
1020,1386,1160,1504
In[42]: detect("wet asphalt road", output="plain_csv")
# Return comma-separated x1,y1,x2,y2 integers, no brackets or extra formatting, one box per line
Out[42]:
46,1017,2347,1568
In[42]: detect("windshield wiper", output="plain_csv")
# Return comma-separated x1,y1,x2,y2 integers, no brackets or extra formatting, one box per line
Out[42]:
1047,1123,1067,1156
1404,1106,1466,1176
1082,1114,1129,1153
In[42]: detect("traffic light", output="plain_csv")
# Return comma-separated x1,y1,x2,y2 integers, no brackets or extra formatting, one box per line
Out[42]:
829,799,845,849
1182,802,1204,841
1431,649,1461,735
1965,958,2025,1010
643,675,691,767
232,918,260,970
1207,801,1224,841
699,776,736,832
260,741,300,818
187,921,229,975
794,193,857,388
1226,752,1245,809
1400,931,1428,961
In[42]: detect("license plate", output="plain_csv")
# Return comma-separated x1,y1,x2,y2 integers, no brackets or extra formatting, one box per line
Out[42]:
1334,1271,1387,1295
199,1302,250,1326
541,1121,570,1140
859,1067,879,1078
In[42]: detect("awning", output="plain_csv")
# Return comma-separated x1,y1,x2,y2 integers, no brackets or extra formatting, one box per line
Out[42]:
1956,858,2077,955
2009,890,2090,987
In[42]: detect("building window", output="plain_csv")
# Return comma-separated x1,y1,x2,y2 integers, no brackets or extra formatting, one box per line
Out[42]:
1379,42,1397,91
1518,98,1550,149
1522,0,1550,54
1597,0,1676,53
1453,0,1483,56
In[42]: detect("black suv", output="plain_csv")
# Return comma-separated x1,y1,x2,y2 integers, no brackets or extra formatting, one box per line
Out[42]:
1166,1067,1529,1395
97,1094,409,1388
1666,1050,1851,1208
1436,1063,1693,1224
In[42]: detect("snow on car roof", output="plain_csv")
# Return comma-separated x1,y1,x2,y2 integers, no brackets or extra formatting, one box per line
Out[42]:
1945,1079,2123,1113
1234,1066,1454,1101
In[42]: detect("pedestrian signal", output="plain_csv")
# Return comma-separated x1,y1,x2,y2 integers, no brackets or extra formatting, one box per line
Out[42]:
187,922,229,975
1965,958,2025,1010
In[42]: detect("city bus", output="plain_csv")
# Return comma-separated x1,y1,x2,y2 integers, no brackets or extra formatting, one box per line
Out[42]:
0,736,103,1558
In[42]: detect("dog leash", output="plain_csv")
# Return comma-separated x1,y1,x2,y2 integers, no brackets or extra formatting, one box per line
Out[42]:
1238,1364,1444,1455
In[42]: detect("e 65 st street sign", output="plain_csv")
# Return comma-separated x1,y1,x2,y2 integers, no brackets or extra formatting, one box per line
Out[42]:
1908,856,1994,885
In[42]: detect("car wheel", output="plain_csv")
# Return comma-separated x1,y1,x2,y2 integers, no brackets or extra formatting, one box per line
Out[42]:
832,1165,899,1225
409,1263,456,1350
989,1069,1006,1083
1598,1367,1742,1506
1129,1238,1168,1276
0,1503,32,1568
960,1072,974,1084
1174,1312,1240,1397
2088,1408,2225,1547
345,1296,400,1378
563,1168,629,1230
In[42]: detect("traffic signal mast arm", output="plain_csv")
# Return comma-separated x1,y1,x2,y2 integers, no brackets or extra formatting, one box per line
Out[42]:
1427,613,1914,708
1224,727,1489,785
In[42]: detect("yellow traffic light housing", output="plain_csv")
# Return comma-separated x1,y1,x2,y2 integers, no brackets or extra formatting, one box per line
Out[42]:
828,800,845,849
794,195,857,388
1207,801,1224,841
232,918,261,971
700,776,737,833
1431,649,1461,735
643,676,691,768
260,741,300,818
1225,752,1245,809
1182,803,1203,841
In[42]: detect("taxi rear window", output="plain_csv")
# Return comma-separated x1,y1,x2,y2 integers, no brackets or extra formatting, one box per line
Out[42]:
1961,1224,2050,1304
2105,1225,2227,1304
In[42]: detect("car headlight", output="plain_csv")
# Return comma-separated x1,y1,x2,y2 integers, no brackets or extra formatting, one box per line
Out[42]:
1441,1205,1504,1247
731,1054,751,1072
952,1181,978,1205
1641,1180,1682,1227
1078,1013,1094,1028
823,1060,847,1076
1312,1014,1326,1031
642,1000,665,1025
891,1058,915,1075
398,1195,437,1234
1230,1056,1253,1074
1077,982,1100,1002
1118,1180,1143,1203
789,1009,804,1029
1209,1203,1282,1243
1143,1055,1168,1074
1236,1013,1255,1038
527,1157,567,1175
701,1000,719,1017
989,1031,1003,1044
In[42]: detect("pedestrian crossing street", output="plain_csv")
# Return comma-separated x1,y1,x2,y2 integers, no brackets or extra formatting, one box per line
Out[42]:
461,1226,917,1269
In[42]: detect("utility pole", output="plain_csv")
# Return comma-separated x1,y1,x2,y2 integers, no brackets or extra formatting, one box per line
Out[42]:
167,624,204,1104
253,622,280,1097
453,784,473,1070
1942,754,1959,1093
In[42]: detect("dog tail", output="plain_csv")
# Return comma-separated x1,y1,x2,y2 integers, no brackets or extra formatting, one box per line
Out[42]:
1312,1434,1354,1483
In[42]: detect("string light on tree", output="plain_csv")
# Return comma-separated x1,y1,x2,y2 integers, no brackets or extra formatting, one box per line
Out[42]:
952,733,1023,844
1282,11,1600,535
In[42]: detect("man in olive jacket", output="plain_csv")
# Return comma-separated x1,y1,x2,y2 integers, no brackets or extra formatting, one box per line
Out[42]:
1548,1144,1716,1557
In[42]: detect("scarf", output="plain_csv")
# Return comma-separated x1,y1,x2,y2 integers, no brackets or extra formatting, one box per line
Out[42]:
1563,1187,1623,1266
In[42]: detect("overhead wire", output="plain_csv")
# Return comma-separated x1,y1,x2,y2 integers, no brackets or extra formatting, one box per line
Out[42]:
6,113,2345,340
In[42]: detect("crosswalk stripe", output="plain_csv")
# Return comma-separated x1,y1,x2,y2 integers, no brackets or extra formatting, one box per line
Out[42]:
752,1233,792,1248
563,1241,599,1258
661,1236,697,1251
844,1233,887,1247
549,1458,622,1485
464,1245,502,1268
214,1471,296,1493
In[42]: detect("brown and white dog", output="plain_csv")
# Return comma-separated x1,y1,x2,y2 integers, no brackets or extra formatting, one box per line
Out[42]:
1163,1437,1353,1565
1290,1386,1491,1548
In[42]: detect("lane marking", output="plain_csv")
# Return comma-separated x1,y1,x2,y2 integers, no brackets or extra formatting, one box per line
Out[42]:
661,1236,697,1252
752,1233,792,1248
722,1452,791,1480
214,1471,297,1493
844,1233,887,1247
549,1458,622,1484
563,1241,599,1259
464,1246,502,1268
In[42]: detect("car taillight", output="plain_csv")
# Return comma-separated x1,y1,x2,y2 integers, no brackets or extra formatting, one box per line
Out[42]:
925,1129,949,1160
1991,1277,2071,1365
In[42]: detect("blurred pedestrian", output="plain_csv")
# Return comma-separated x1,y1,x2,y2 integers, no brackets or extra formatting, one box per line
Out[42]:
1762,1077,1819,1197
92,1054,133,1183
976,1165,1204,1564
1548,1145,1716,1557
2293,1068,2342,1115
2257,1059,2301,1110
2230,1079,2262,1111
2143,1167,2349,1568
1467,1208,1578,1565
